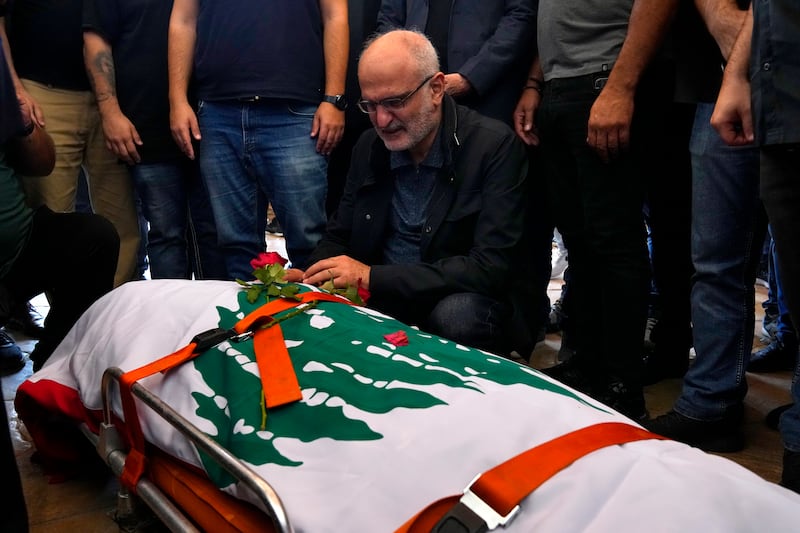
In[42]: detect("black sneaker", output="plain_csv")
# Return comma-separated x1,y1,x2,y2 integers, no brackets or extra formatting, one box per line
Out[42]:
1,328,25,377
748,338,798,373
643,409,744,453
781,448,800,495
265,217,283,236
539,358,595,395
547,297,566,333
596,380,648,422
766,403,793,431
6,301,45,339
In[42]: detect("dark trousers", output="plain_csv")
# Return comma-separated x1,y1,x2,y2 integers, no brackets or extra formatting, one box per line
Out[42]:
760,145,800,450
537,73,651,388
0,207,119,368
644,102,695,359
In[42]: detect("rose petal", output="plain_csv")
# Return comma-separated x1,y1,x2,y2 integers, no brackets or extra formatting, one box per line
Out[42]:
356,278,371,304
383,330,409,346
250,251,288,270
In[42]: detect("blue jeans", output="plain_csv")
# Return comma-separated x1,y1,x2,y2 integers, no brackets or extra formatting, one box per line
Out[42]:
197,99,328,278
766,226,796,342
675,103,766,420
131,160,225,279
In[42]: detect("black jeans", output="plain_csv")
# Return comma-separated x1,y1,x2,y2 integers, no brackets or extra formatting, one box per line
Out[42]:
0,206,119,368
537,72,651,388
760,144,800,450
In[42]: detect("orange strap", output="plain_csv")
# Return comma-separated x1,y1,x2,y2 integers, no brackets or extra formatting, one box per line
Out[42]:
117,291,352,490
396,422,668,532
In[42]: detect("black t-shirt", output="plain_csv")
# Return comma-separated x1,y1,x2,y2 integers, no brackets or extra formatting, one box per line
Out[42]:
6,0,90,91
83,0,183,164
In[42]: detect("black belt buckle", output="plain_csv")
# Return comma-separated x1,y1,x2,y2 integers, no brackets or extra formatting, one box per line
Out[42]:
593,76,609,91
191,328,236,352
238,95,262,103
432,474,519,532
433,502,488,533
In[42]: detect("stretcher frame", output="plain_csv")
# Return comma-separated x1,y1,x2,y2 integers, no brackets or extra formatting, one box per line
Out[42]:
89,366,291,533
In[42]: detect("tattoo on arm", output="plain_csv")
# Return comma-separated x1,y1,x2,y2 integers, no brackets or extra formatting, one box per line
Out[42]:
90,50,117,103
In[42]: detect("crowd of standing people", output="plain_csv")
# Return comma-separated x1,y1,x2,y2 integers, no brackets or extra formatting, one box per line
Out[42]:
2,1,800,531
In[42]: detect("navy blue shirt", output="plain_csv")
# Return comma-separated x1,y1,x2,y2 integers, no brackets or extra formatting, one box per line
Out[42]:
751,0,800,146
383,127,444,265
195,0,326,103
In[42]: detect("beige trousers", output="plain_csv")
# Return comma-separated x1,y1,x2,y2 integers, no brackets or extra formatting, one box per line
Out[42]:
20,80,140,287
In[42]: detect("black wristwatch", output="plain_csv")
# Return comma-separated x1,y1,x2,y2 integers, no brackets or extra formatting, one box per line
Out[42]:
322,94,347,111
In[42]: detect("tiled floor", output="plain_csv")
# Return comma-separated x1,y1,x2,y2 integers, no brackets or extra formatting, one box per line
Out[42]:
3,250,792,530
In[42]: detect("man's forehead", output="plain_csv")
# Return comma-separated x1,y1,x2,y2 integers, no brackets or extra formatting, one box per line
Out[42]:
358,53,415,92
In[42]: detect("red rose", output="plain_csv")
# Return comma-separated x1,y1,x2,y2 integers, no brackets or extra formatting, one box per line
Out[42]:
250,251,288,270
357,278,371,304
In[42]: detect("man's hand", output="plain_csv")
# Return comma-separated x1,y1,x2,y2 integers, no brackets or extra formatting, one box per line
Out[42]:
170,101,201,159
710,3,754,146
444,73,472,97
303,255,370,290
587,85,634,163
513,88,541,146
16,86,45,128
282,268,305,283
710,74,753,145
311,102,344,156
101,109,142,164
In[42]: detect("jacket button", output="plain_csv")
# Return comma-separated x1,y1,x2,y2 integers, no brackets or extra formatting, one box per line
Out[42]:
425,226,432,233
365,214,372,220
763,62,771,71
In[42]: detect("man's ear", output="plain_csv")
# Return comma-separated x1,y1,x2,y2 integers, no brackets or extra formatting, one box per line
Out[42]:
430,72,446,101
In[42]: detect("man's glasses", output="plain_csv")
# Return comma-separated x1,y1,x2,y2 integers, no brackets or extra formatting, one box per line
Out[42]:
357,74,435,114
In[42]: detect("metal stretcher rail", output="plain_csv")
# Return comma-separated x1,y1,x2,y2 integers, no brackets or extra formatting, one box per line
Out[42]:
95,366,293,533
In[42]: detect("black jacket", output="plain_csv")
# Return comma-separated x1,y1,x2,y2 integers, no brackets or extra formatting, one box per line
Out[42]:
309,96,529,316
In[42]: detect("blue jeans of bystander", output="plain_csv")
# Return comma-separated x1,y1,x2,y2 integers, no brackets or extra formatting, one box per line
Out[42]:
131,160,224,279
197,99,328,279
674,103,766,420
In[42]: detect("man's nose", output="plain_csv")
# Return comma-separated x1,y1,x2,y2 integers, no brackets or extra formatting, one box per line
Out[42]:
374,106,394,128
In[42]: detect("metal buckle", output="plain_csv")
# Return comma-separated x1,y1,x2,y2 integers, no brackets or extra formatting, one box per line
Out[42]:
433,475,520,532
191,328,237,352
593,76,609,90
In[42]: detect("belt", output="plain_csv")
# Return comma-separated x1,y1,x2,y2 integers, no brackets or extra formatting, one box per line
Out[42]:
545,70,610,93
237,95,267,103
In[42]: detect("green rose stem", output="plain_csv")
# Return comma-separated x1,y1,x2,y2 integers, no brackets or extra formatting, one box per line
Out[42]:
256,300,320,429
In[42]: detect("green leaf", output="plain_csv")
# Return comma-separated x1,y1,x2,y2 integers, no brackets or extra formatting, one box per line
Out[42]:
266,284,281,297
279,284,301,300
267,263,285,278
246,286,262,304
